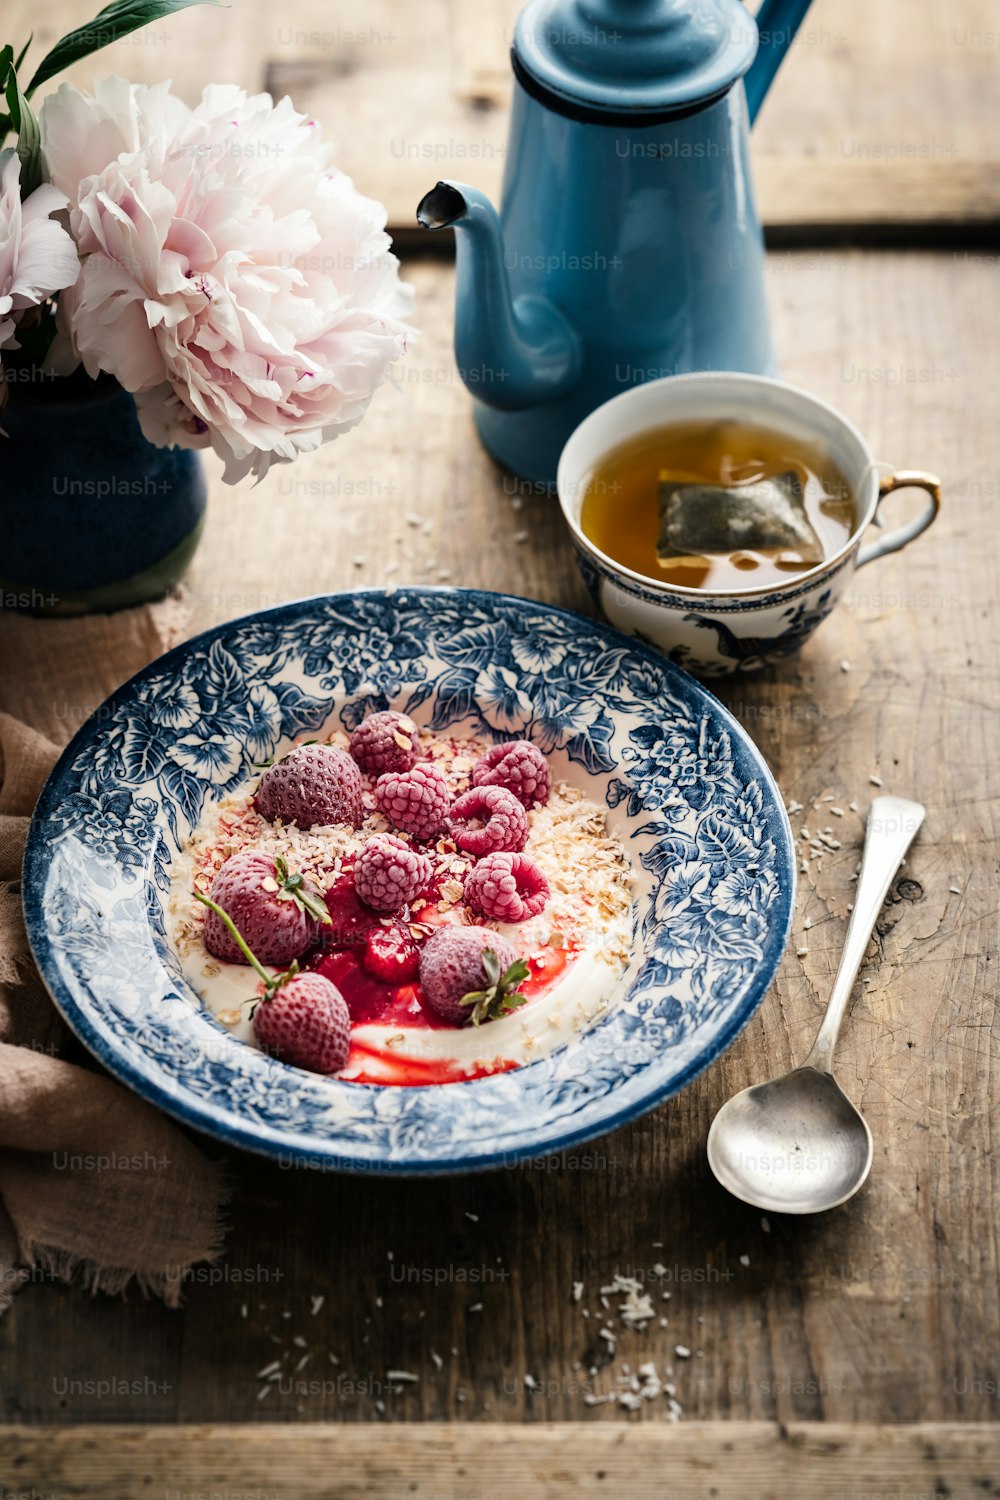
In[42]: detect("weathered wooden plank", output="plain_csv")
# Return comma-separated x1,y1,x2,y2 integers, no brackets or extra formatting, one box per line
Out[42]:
5,0,998,231
261,0,1000,234
1,1422,998,1497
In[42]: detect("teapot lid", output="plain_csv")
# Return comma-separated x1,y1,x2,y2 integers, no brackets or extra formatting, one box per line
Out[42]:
513,0,758,120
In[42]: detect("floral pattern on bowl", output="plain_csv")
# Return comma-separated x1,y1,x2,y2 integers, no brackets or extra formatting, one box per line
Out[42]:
23,588,795,1172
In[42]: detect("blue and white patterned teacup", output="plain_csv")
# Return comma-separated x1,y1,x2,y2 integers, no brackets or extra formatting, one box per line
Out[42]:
557,372,941,676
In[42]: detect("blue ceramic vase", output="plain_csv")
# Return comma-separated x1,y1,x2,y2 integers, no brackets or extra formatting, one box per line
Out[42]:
0,374,206,615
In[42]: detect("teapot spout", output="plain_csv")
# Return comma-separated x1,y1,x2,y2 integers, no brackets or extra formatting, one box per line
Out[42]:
744,0,814,124
416,181,581,412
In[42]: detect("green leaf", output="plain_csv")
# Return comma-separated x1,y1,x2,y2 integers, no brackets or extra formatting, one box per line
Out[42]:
5,60,42,196
274,855,331,927
461,951,531,1027
15,34,33,72
481,948,501,986
26,0,220,96
0,43,13,137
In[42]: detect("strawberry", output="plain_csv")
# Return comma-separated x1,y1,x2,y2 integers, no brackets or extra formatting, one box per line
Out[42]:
256,743,363,830
202,849,329,966
252,973,351,1074
195,889,350,1074
418,925,528,1027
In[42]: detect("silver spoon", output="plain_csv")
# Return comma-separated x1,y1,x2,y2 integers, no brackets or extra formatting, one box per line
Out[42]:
707,795,925,1214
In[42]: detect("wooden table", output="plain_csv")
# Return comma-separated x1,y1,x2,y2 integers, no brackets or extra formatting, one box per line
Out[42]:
1,2,998,1494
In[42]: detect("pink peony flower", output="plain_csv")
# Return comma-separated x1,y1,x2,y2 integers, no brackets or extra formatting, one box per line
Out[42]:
40,79,413,481
0,149,80,353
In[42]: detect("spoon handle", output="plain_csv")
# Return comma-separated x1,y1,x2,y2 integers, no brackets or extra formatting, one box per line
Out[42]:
804,796,925,1074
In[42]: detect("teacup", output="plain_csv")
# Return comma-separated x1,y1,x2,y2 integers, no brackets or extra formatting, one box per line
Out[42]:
557,372,941,676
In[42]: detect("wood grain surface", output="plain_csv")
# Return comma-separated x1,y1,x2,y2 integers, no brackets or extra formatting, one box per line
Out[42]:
2,1421,999,1498
6,0,1000,231
1,251,997,1447
1,0,998,1485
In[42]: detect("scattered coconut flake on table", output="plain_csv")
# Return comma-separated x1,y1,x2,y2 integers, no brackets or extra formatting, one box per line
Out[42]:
247,1249,717,1418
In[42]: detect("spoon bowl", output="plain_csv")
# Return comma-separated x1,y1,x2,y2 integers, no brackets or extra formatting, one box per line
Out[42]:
707,796,925,1215
707,1066,873,1215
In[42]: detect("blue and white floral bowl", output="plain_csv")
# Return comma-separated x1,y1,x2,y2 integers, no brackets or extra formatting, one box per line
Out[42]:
23,589,795,1173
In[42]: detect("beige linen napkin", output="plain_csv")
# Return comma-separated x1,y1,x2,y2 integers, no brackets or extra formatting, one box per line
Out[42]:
0,598,227,1311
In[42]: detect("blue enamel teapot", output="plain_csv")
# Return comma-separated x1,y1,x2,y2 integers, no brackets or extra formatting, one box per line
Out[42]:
417,0,812,484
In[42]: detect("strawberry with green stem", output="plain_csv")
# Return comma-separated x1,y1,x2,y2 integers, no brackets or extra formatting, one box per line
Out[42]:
201,848,330,967
194,889,350,1075
418,925,531,1028
460,948,531,1028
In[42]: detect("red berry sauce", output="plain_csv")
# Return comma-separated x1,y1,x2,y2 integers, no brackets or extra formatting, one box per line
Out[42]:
304,873,579,1086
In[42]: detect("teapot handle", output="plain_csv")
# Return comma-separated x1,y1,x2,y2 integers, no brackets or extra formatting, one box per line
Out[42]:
855,471,942,570
745,0,815,124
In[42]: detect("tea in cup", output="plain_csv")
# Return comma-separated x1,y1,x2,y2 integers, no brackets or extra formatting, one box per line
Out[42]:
557,373,941,676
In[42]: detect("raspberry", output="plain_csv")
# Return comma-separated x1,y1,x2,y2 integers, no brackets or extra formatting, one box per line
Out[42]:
354,833,432,915
256,743,363,830
463,851,550,923
448,785,529,857
349,710,419,776
375,762,450,841
363,921,421,983
202,850,323,966
253,973,351,1074
472,740,551,808
418,926,522,1027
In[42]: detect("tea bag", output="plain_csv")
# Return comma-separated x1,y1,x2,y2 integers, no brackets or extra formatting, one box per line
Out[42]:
657,471,825,571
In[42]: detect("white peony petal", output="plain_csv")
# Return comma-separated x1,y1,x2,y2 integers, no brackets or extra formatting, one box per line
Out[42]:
36,78,413,478
0,150,80,349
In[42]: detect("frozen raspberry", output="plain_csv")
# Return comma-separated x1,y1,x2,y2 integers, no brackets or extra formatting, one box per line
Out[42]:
349,710,419,776
472,740,551,808
202,850,325,967
463,851,550,923
354,833,432,915
449,785,529,857
253,973,351,1074
376,762,450,841
418,926,526,1027
363,921,421,983
256,743,363,830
